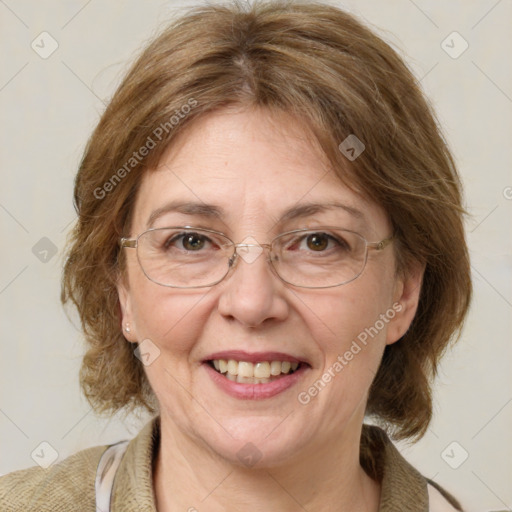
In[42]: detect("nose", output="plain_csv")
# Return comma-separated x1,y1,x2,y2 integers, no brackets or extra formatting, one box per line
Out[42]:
217,243,289,328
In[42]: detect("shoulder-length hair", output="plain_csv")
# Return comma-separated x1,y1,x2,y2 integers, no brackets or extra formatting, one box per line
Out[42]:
62,0,471,440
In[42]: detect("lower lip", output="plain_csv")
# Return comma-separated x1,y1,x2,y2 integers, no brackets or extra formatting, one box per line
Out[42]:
203,363,308,400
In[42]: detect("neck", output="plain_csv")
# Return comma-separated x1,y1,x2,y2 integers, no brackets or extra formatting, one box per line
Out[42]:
153,416,380,512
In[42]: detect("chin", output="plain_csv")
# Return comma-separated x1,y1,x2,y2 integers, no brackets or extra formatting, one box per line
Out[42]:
195,415,314,469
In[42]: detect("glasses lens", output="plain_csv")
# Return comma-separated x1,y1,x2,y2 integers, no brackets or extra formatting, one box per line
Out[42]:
271,228,367,288
136,228,232,287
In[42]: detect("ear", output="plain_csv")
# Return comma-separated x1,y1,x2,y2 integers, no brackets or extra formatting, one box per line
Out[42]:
117,277,137,343
385,261,425,345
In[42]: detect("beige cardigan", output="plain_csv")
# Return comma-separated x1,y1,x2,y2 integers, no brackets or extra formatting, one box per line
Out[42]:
0,417,462,511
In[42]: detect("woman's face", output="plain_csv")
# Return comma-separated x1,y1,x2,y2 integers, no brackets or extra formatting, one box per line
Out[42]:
119,107,420,467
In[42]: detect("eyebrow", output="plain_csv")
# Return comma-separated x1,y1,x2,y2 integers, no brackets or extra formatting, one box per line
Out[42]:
147,201,223,228
279,202,364,223
146,200,364,228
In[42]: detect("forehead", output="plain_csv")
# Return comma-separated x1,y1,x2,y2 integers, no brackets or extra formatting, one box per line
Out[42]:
131,107,389,237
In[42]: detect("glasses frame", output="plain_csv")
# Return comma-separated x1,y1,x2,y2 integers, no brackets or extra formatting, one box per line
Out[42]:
120,225,393,289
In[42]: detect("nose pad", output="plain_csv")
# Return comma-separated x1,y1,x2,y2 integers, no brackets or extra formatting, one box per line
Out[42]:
227,252,238,268
236,236,264,264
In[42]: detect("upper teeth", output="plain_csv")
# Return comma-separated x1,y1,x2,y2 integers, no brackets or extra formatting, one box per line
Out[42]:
212,359,299,379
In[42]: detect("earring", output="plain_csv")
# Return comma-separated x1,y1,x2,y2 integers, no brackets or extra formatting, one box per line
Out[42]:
124,324,131,333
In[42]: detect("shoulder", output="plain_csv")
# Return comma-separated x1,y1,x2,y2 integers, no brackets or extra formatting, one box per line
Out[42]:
361,424,464,511
0,444,107,512
0,417,159,512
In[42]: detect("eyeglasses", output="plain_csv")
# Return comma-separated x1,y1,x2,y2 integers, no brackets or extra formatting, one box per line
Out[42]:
120,226,393,289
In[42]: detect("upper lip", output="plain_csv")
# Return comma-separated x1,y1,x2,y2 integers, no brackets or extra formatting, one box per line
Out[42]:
203,350,309,365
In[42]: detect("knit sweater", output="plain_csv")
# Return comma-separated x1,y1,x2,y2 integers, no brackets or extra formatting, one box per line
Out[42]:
0,417,462,511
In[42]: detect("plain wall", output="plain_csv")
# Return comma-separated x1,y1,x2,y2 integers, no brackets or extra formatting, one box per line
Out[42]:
1,1,511,510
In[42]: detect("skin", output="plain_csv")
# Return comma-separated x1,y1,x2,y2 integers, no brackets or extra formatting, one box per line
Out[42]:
118,106,423,511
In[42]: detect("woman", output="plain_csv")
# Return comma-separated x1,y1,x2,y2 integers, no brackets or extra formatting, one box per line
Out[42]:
0,1,471,510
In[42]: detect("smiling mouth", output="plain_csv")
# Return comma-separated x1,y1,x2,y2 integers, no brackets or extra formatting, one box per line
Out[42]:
207,359,305,384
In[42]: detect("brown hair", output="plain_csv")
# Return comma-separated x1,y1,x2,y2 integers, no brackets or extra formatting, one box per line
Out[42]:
62,0,471,440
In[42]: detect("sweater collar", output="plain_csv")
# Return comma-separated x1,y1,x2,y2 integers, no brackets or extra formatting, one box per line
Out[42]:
360,424,428,511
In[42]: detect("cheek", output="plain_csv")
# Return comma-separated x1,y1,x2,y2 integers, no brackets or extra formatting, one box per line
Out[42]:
129,274,210,356
298,284,394,354
296,290,393,421
296,272,397,400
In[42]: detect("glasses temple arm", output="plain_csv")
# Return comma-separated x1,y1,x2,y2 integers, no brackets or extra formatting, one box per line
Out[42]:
120,238,137,248
367,236,393,251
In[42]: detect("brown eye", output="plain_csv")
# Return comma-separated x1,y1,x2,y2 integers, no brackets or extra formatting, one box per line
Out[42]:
182,234,206,251
306,233,329,251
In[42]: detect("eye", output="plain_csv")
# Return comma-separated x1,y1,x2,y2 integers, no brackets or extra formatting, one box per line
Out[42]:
296,232,349,253
166,232,213,251
305,233,329,251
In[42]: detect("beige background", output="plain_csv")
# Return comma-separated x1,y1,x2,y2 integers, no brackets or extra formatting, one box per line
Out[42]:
1,1,511,510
